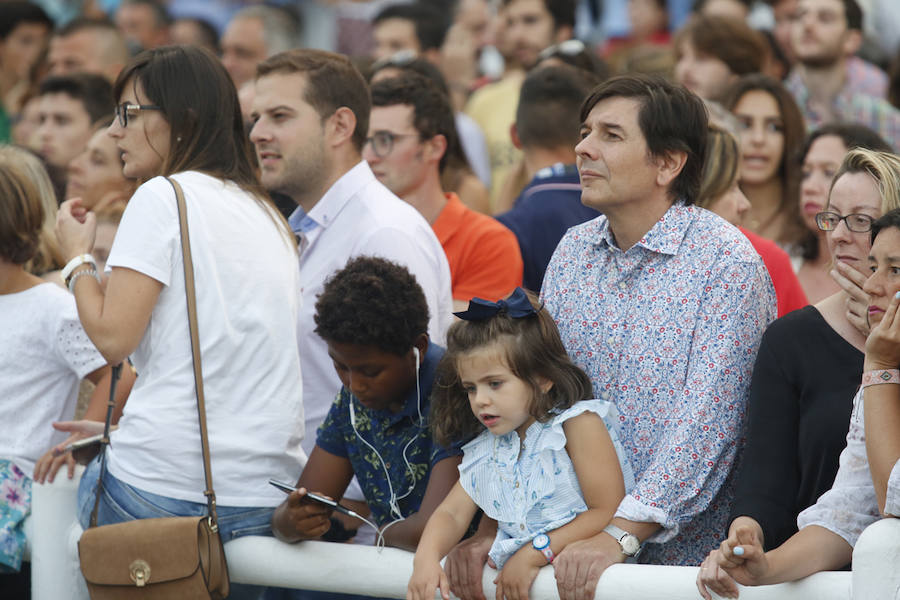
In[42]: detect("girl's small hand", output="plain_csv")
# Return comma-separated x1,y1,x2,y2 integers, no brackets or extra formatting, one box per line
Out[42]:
56,198,97,259
33,448,76,485
865,291,900,371
493,546,542,600
407,561,449,600
832,261,870,337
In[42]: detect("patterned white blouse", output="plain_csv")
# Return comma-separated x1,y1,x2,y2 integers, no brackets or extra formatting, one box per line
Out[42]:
797,388,900,544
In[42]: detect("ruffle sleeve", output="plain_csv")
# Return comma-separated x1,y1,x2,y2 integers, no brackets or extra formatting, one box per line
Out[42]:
549,399,635,493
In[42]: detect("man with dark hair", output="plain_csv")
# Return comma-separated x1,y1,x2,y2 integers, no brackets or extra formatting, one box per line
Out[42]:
114,0,171,51
366,73,521,310
372,2,450,63
465,0,576,209
673,14,768,102
496,65,601,293
249,50,453,511
445,74,775,600
785,0,900,147
47,17,129,81
36,73,114,197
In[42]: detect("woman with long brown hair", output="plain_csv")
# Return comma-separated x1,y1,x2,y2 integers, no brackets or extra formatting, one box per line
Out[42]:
722,74,807,250
55,45,304,598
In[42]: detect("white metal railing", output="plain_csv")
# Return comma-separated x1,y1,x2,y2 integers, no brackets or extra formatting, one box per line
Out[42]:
25,470,900,599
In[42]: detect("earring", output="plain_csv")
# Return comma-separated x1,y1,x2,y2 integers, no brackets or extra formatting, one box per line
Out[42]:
176,135,183,143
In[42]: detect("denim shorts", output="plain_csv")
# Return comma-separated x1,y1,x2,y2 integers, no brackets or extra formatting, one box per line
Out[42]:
77,457,273,599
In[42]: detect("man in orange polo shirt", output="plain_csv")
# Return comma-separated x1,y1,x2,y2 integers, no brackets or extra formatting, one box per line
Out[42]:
366,72,522,310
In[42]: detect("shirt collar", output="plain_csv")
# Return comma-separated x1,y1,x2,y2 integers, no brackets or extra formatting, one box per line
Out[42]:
290,160,375,234
595,202,694,256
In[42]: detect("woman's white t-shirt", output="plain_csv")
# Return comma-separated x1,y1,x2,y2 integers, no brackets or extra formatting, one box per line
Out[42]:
0,283,106,476
105,172,305,507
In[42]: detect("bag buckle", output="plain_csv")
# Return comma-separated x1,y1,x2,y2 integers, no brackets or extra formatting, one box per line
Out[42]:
129,559,151,587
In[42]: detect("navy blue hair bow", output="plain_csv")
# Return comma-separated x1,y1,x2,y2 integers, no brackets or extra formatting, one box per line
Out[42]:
453,287,537,321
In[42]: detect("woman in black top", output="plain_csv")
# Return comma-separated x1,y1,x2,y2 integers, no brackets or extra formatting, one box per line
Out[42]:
697,147,900,598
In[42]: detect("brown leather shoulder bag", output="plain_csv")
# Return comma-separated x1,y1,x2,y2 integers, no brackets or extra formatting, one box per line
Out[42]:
78,177,230,599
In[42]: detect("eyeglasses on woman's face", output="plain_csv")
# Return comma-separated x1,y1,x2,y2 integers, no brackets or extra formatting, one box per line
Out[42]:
815,211,875,233
114,102,161,128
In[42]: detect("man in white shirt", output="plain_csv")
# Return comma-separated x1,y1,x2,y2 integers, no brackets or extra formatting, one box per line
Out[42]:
249,48,454,480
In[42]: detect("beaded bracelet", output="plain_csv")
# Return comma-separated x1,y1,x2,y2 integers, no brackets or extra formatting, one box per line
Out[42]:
68,267,100,294
861,369,900,389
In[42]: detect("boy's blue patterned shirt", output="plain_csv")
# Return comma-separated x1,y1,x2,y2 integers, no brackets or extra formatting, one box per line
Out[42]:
316,343,459,526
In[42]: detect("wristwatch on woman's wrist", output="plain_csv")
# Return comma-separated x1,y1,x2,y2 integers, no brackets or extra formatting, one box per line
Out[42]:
61,254,97,285
603,524,643,557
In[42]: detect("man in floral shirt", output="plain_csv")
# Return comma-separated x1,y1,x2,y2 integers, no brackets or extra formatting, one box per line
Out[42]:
535,74,776,599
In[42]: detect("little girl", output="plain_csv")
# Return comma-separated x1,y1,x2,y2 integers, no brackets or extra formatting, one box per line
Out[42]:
409,288,634,600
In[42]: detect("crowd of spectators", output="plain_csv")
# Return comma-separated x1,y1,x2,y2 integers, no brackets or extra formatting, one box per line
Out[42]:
1,0,900,599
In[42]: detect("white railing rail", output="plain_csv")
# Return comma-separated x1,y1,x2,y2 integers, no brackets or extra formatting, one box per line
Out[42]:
25,470,900,599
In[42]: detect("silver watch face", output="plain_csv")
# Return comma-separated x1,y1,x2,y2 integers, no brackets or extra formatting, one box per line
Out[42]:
533,533,550,549
620,534,640,556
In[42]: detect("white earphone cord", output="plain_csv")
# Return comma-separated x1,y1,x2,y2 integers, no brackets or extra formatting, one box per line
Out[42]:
348,345,425,550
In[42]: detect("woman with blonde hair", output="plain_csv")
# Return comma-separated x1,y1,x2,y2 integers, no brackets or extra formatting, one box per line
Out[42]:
0,146,64,278
698,148,900,599
0,149,120,593
696,124,807,317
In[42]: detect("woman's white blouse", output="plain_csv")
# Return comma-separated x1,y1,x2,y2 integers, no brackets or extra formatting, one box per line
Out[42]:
459,399,635,568
797,389,897,545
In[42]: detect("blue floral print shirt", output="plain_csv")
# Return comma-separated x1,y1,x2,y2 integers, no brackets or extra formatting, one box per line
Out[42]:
541,203,775,565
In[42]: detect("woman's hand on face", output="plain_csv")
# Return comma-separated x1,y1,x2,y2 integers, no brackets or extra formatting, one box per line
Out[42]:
832,261,870,338
56,198,97,259
865,290,900,370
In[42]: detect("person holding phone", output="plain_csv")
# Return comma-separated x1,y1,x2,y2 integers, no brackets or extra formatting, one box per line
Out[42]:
271,256,463,556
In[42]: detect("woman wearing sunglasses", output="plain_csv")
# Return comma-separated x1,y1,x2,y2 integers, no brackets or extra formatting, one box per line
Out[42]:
55,45,304,598
697,148,900,599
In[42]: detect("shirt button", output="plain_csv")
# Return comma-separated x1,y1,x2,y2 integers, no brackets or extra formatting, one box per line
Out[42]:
619,282,627,290
520,524,525,531
385,462,391,469
607,337,615,345
515,481,519,488
601,391,610,400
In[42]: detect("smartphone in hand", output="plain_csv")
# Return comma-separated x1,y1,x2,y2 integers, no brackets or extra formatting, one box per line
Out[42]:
267,479,363,519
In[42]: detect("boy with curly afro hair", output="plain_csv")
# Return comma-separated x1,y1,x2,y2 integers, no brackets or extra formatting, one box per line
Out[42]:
271,255,461,552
